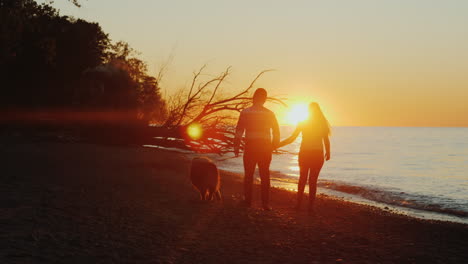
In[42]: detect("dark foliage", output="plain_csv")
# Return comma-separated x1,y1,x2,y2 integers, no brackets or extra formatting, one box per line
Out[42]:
0,0,165,126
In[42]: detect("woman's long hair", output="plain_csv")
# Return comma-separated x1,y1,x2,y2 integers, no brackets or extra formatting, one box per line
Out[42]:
308,102,331,136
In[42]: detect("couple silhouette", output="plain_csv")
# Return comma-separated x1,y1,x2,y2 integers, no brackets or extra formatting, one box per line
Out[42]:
233,88,331,212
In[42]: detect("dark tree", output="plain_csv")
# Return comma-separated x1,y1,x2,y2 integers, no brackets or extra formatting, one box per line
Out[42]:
0,0,166,128
0,0,110,109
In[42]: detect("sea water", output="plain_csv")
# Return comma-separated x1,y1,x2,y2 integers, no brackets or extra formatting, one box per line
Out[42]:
214,127,468,223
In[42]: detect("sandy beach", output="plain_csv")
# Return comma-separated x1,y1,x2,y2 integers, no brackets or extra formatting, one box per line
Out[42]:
1,140,467,263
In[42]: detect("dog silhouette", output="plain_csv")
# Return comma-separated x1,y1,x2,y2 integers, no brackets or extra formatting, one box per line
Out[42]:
190,157,222,201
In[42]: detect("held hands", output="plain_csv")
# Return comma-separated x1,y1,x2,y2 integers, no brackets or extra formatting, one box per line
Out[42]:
272,142,279,151
275,140,287,150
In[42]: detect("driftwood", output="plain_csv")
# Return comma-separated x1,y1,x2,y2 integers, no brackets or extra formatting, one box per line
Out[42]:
155,66,286,154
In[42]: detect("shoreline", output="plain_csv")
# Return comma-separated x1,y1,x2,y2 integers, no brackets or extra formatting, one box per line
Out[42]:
266,176,468,225
2,141,468,263
145,145,468,224
219,168,468,226
220,168,466,224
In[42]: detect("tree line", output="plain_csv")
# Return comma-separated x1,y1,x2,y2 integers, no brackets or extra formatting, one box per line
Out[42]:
0,0,165,125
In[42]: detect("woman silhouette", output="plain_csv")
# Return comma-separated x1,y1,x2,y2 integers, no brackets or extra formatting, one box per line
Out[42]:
279,102,331,212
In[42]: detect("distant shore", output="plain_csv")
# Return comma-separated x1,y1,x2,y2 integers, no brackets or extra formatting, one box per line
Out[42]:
1,141,467,263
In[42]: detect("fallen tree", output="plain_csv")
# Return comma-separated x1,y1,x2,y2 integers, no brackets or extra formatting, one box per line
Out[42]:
150,66,286,154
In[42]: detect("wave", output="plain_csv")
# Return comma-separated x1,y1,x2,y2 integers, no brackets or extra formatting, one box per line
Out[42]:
319,181,468,217
270,175,468,218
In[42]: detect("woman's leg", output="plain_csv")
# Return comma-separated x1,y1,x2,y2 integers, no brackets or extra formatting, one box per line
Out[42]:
308,167,322,210
296,165,309,209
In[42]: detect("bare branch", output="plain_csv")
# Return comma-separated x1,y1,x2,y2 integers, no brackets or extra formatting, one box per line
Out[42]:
188,65,206,101
232,69,274,99
207,67,231,105
267,97,288,107
176,65,206,125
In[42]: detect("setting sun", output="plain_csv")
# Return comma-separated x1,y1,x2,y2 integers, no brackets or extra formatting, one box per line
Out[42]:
285,104,309,125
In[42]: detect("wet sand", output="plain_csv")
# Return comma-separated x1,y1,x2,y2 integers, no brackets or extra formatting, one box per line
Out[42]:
1,141,467,263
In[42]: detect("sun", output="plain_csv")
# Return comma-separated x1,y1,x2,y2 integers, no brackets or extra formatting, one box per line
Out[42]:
285,104,309,125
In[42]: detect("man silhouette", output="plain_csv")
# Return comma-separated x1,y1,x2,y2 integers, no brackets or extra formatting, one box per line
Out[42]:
234,88,280,210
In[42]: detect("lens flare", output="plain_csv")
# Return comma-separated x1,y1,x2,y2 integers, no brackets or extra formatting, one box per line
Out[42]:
187,123,203,140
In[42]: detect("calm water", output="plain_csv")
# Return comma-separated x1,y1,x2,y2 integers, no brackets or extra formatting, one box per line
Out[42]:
214,127,468,222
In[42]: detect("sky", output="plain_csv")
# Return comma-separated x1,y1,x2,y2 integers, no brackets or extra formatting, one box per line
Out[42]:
42,0,468,126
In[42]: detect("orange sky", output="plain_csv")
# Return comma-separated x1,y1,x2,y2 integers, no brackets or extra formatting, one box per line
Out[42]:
43,0,468,126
